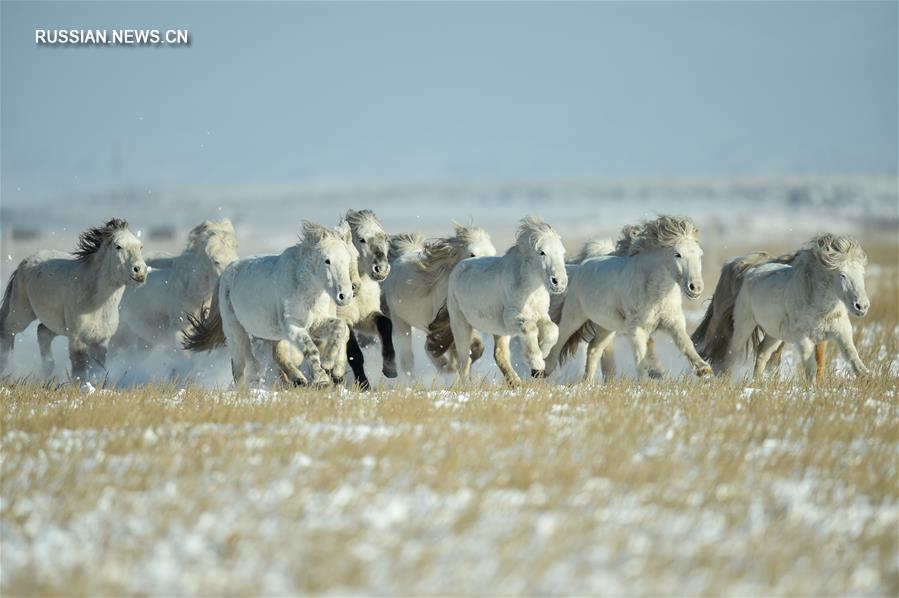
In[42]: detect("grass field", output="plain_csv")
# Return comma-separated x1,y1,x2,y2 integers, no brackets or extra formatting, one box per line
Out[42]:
1,248,897,596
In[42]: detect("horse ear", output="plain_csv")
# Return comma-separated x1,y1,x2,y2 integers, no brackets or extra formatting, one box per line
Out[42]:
336,221,352,244
451,220,465,235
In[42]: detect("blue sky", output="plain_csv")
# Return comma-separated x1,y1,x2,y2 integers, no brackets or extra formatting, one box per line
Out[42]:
2,1,896,201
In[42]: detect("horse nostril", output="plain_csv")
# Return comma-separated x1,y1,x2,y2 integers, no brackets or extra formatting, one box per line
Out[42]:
133,266,141,274
551,277,559,285
338,293,346,302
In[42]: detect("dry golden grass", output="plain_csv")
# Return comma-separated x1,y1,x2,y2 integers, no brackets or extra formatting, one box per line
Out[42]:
1,247,897,596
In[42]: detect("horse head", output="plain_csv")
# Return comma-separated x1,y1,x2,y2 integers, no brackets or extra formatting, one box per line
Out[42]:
345,209,390,282
452,221,497,258
304,220,354,307
75,218,147,286
517,216,567,294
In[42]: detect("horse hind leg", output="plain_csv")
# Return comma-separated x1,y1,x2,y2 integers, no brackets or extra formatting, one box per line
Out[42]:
219,291,254,387
0,279,36,375
448,299,473,382
584,326,615,383
753,335,782,380
493,334,520,386
37,324,58,378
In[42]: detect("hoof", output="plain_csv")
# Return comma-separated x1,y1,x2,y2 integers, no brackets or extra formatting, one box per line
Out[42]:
311,377,331,389
531,369,546,379
382,361,398,378
694,363,713,378
357,378,371,392
648,368,664,380
331,374,345,385
291,376,308,387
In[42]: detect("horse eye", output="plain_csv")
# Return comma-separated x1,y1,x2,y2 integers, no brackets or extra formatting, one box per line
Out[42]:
116,245,122,250
675,253,682,258
325,259,331,265
360,238,366,244
539,251,545,256
470,253,476,257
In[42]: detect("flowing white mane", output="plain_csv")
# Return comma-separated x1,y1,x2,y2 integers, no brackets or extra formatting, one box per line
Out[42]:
806,233,867,270
515,215,558,252
301,220,345,251
628,215,699,255
415,224,491,291
185,219,238,258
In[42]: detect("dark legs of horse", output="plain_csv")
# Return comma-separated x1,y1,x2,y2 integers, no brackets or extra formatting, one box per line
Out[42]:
375,314,397,378
346,330,370,391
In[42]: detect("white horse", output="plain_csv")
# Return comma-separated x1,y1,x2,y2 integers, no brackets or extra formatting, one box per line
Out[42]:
547,216,712,382
549,230,666,381
266,210,391,390
691,249,828,379
183,221,354,387
428,216,567,385
0,219,147,381
721,234,869,379
115,219,238,351
334,209,395,388
382,222,497,376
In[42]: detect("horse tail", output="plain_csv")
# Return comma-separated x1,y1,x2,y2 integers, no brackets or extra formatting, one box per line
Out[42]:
692,251,770,370
0,266,22,331
425,304,454,360
558,321,594,366
388,232,426,262
182,278,226,351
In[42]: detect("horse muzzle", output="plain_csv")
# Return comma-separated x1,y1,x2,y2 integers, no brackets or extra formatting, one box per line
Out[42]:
851,300,869,317
371,262,390,281
684,281,703,300
335,290,353,307
549,276,567,294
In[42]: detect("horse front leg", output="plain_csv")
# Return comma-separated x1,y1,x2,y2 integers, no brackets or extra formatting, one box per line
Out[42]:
797,338,818,381
375,314,398,379
515,317,545,378
535,316,559,359
346,330,370,390
285,322,330,387
87,342,110,384
627,326,652,381
37,324,58,378
828,318,869,378
659,316,712,378
310,318,349,385
68,339,91,383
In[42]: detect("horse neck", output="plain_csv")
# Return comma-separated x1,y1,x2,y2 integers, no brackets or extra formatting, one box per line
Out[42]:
80,253,126,307
626,250,677,298
788,255,841,314
506,245,544,291
279,245,325,291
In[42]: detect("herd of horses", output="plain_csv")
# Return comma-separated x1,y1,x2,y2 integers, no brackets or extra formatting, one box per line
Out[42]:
0,210,871,388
